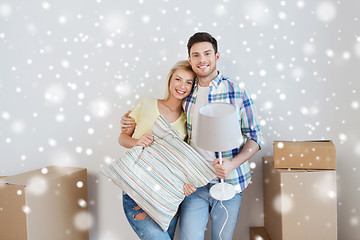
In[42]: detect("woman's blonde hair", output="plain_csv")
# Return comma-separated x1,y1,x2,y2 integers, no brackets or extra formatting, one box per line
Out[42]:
164,60,195,100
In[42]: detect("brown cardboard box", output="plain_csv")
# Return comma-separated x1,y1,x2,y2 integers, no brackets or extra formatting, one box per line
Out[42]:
263,156,337,240
273,140,336,169
250,227,271,240
0,166,89,240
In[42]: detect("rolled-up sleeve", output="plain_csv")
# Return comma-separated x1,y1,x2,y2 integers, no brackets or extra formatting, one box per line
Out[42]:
240,88,263,149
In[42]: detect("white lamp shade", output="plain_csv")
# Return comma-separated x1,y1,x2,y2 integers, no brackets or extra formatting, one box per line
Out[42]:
196,103,243,152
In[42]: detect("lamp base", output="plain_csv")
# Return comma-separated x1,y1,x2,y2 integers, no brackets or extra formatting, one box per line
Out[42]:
210,182,236,201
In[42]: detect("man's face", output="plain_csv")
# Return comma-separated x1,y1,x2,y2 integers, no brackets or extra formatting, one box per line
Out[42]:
188,42,219,81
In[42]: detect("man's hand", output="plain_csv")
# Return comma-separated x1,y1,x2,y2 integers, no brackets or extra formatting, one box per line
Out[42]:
183,183,196,196
121,110,136,131
212,159,236,179
135,134,154,148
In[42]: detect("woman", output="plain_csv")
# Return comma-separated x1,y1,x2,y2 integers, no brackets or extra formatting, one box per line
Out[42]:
118,60,197,240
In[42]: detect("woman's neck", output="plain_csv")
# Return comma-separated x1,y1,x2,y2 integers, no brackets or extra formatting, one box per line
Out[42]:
162,97,183,112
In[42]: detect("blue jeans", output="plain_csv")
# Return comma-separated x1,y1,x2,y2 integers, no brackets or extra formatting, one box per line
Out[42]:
179,183,242,240
122,193,179,240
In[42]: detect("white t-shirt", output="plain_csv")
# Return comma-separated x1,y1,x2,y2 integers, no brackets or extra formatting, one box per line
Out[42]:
190,86,216,164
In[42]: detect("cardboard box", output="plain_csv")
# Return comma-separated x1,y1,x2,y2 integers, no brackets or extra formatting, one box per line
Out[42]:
263,156,337,240
250,227,271,240
0,166,89,240
273,140,336,169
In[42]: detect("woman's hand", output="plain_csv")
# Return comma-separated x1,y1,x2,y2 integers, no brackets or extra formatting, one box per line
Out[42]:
183,183,196,196
135,134,154,148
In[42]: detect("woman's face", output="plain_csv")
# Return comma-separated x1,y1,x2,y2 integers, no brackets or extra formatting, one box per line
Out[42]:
168,68,195,100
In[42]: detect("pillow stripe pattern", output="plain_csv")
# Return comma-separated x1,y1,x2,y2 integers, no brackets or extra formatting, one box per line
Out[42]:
101,115,216,231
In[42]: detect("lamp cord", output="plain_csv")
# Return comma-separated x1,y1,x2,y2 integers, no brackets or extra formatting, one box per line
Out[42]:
219,200,229,240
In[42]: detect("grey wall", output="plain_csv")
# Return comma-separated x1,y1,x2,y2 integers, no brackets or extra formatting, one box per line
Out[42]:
1,0,359,239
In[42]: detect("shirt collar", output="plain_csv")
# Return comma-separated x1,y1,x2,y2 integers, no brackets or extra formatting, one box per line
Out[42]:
193,71,223,89
211,71,223,89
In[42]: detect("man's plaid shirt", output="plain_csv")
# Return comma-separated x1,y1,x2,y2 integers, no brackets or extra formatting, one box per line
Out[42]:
183,72,263,192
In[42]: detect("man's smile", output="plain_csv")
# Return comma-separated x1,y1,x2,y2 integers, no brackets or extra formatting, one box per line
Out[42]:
198,64,209,69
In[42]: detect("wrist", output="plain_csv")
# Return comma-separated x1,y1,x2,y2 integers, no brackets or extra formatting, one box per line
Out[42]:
231,155,245,169
133,138,140,147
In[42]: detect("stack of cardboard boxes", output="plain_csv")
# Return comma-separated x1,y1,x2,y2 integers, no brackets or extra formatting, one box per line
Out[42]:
0,166,89,240
251,140,337,240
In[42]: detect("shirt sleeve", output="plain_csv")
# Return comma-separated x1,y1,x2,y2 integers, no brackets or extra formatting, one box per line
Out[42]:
129,98,145,124
239,87,263,149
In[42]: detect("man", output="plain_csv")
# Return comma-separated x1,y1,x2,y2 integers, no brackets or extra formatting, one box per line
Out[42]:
121,32,262,239
179,32,262,240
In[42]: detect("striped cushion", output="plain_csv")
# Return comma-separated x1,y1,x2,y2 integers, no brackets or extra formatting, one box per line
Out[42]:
101,115,216,231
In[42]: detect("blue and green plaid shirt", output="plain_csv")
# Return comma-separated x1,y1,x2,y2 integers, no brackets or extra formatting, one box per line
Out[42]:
183,72,263,192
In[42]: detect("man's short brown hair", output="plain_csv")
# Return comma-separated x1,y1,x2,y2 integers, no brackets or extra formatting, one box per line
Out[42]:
187,32,218,56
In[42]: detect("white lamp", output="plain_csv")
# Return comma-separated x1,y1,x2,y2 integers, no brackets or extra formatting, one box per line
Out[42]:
196,103,243,201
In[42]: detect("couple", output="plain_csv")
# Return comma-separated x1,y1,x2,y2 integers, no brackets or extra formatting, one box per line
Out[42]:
119,32,262,240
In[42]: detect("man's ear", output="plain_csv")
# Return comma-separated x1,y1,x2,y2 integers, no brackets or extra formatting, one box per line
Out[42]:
188,56,191,64
215,52,220,61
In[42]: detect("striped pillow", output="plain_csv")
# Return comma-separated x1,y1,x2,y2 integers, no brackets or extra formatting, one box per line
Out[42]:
101,115,216,231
